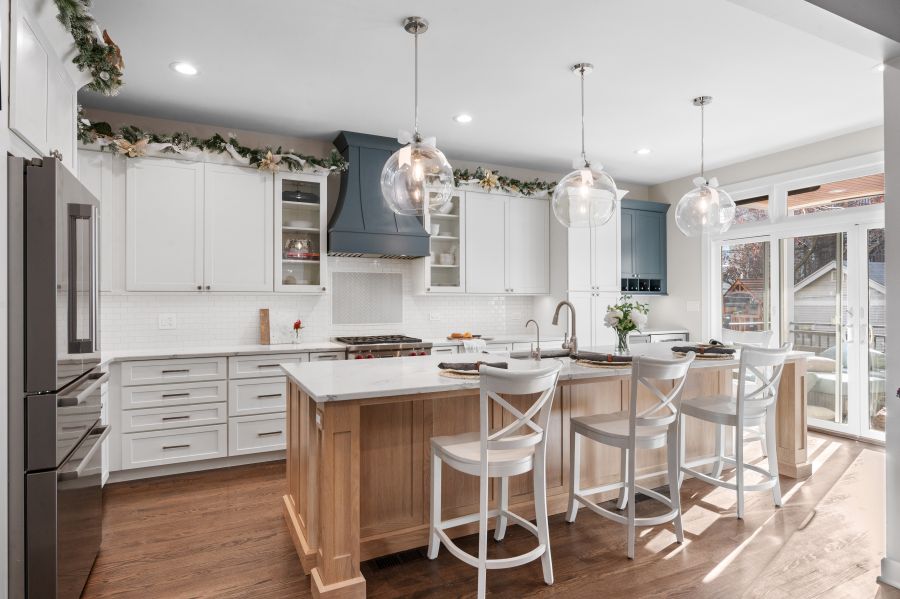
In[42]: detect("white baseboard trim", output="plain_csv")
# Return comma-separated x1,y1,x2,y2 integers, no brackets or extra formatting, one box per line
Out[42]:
878,557,900,590
107,451,285,483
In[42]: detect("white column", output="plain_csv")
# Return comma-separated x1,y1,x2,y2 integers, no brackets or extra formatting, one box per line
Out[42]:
881,55,900,590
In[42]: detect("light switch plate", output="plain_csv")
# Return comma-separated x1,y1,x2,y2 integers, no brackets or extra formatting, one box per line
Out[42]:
158,313,177,330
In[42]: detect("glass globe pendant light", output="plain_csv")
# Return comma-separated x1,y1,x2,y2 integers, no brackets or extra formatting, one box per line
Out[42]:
552,63,620,228
674,96,736,237
380,17,454,216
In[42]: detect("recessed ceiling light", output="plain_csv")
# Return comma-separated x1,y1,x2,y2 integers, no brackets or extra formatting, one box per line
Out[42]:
453,113,473,124
634,148,651,155
875,63,886,72
170,61,199,76
829,188,847,194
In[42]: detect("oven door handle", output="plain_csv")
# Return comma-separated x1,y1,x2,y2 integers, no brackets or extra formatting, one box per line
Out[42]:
58,425,110,481
58,372,109,407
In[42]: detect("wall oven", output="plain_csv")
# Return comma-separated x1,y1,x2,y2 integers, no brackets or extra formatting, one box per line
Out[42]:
8,157,106,599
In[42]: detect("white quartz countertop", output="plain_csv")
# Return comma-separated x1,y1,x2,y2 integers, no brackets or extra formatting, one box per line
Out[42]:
281,343,811,403
428,335,564,347
101,341,346,363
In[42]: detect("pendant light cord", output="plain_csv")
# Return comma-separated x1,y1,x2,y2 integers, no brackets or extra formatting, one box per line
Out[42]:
413,26,420,141
700,101,705,179
579,65,586,165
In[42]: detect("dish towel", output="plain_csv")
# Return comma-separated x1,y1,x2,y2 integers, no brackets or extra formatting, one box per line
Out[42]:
462,339,487,353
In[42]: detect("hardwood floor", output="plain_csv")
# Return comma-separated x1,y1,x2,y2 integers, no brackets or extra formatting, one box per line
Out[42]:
82,432,900,598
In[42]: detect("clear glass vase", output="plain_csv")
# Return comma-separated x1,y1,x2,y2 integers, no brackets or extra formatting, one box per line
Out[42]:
615,330,630,354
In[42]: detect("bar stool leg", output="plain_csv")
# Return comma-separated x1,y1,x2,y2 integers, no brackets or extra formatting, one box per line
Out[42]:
735,422,745,519
765,406,782,507
711,424,726,479
534,453,554,585
617,448,629,510
477,465,489,599
566,432,581,523
626,444,637,559
494,477,509,541
428,452,442,559
678,413,686,489
667,426,684,543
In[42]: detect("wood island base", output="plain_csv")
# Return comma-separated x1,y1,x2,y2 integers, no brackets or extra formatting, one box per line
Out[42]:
283,361,809,597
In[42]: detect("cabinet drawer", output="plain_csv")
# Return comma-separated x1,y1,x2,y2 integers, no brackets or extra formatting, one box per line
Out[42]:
122,425,227,469
309,351,345,361
121,380,227,410
120,403,227,434
228,376,286,416
121,357,227,386
228,353,307,379
228,414,286,456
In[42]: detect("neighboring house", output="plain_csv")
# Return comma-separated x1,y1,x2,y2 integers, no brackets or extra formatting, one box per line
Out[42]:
722,278,767,330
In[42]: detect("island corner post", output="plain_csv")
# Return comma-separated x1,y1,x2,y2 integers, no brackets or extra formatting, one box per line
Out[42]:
282,360,810,598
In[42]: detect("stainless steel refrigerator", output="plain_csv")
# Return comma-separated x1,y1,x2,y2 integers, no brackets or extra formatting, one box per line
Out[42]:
8,157,108,599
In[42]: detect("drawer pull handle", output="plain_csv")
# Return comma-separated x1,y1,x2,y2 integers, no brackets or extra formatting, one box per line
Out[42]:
61,425,85,431
256,393,282,399
162,444,191,450
257,364,281,368
162,415,190,421
161,392,191,398
161,369,190,374
257,431,283,437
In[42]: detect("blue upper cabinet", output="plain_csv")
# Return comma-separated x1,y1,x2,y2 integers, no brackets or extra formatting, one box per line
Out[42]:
620,200,669,295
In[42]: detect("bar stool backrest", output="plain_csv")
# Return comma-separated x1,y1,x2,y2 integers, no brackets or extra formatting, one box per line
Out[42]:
737,343,793,411
722,329,775,348
478,362,562,453
629,353,695,431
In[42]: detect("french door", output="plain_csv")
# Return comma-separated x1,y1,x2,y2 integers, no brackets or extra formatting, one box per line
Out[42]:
782,224,886,441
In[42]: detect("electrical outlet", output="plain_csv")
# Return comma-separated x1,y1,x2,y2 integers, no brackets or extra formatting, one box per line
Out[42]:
429,312,441,321
158,313,177,330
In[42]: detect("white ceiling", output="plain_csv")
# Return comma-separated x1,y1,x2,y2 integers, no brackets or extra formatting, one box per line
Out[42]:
83,0,884,185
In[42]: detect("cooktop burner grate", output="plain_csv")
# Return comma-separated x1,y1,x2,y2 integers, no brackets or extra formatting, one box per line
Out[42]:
334,335,423,345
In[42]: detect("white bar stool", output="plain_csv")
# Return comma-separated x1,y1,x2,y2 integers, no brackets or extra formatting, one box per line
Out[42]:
679,343,791,519
566,353,695,559
428,361,562,599
713,329,775,476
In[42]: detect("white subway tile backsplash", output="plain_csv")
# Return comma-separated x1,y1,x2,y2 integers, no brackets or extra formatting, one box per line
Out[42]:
100,258,537,349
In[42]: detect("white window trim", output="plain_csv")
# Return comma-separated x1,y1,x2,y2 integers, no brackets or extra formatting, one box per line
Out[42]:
704,151,885,341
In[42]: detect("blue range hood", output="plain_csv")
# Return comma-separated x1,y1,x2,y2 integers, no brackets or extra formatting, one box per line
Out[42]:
328,131,430,259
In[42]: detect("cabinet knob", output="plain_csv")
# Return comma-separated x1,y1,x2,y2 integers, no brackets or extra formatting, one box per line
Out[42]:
206,285,211,290
50,149,63,161
426,287,431,292
321,286,326,291
196,285,202,290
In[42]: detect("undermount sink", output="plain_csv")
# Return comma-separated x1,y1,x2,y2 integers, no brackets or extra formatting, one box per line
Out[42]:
508,348,573,360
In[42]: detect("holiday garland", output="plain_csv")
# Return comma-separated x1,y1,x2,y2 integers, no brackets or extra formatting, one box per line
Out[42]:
78,113,348,174
53,0,124,95
453,166,556,197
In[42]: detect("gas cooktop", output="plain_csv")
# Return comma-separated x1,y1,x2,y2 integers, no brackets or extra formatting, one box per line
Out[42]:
334,335,424,345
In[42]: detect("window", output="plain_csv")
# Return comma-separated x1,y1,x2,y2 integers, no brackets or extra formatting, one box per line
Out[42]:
733,194,769,225
788,173,884,216
720,240,771,333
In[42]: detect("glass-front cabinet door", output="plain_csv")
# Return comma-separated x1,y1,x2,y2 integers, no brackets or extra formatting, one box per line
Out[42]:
275,172,328,293
418,189,465,293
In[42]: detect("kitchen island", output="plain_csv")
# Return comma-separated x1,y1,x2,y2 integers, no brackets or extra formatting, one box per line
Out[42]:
281,345,810,598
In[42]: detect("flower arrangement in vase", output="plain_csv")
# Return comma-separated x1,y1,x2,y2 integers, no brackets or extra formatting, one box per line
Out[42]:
603,295,649,354
292,319,304,343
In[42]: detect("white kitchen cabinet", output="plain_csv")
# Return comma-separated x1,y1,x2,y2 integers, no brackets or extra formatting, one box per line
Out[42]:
9,0,85,173
465,192,550,295
126,158,205,291
508,196,550,294
275,172,328,293
465,193,507,293
415,190,466,294
205,163,274,291
568,291,618,348
566,208,620,293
